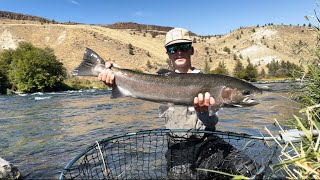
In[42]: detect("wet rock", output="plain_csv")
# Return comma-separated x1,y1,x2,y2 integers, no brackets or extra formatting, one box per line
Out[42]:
0,157,21,179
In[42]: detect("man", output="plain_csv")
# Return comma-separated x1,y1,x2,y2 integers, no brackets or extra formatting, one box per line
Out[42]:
98,28,259,179
99,28,218,130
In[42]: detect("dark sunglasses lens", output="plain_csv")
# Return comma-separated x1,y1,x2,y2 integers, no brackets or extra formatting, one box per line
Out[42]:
167,43,191,54
167,46,177,54
180,44,191,51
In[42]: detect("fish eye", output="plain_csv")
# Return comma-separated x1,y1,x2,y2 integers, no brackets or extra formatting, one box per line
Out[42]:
242,90,251,95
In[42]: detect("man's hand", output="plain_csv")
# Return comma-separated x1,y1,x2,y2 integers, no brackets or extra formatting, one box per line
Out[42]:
193,92,216,112
98,62,115,86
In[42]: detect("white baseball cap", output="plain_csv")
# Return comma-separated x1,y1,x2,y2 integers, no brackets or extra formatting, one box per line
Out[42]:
165,28,192,47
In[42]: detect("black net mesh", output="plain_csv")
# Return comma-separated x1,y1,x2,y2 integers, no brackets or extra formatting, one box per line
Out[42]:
60,129,278,179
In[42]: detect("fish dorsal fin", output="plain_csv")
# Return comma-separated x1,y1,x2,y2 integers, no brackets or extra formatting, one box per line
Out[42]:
72,48,106,76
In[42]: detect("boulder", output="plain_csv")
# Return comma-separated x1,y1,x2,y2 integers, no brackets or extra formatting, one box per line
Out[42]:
0,157,21,179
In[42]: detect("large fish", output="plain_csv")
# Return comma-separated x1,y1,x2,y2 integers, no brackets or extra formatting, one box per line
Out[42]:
72,48,262,107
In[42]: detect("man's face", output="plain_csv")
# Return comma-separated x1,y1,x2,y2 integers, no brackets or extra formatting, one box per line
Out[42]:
166,43,193,69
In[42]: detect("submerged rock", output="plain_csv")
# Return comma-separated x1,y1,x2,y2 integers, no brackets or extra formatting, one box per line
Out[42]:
0,157,21,179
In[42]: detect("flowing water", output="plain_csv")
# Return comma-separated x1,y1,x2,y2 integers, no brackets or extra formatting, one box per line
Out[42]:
0,82,300,179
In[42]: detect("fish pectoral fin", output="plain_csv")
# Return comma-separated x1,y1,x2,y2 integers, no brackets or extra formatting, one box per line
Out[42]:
158,103,173,117
209,86,226,100
111,86,125,98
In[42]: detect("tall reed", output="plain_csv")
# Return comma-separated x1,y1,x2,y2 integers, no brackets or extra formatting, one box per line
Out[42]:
267,4,320,178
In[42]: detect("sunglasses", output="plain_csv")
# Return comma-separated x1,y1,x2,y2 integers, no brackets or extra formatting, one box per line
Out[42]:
166,43,192,54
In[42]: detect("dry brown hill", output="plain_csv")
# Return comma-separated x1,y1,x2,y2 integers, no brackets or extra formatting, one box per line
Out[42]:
0,12,317,76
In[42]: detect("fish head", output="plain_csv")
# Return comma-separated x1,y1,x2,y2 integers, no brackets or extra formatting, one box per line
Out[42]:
220,87,261,107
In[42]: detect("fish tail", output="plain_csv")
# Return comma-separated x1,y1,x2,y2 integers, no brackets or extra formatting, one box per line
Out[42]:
72,48,106,77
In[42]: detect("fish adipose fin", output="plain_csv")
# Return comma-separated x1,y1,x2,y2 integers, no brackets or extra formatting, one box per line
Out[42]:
72,48,106,76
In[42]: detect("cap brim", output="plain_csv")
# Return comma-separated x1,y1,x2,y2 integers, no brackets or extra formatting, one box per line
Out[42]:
165,39,192,47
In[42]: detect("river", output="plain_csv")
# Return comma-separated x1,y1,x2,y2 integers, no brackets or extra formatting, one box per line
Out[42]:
0,82,300,179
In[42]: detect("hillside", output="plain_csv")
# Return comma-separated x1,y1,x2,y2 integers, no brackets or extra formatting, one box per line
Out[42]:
0,11,317,76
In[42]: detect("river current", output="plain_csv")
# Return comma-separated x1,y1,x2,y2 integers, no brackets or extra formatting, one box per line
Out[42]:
0,82,300,179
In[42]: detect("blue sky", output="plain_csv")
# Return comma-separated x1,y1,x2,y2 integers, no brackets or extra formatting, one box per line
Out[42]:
0,0,318,35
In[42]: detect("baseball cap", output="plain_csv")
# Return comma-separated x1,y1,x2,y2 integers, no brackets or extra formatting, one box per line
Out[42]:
165,28,192,47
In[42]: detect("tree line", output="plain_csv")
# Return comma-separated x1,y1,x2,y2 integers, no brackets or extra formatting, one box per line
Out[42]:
204,58,303,82
0,11,54,24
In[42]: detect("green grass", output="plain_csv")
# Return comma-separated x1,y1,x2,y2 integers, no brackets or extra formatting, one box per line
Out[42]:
265,7,320,178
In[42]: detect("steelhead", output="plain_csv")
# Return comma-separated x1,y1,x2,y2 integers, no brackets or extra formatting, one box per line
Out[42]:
72,48,262,107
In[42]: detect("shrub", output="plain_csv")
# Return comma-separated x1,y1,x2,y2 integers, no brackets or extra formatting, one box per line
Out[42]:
223,46,231,54
1,42,66,93
128,43,134,55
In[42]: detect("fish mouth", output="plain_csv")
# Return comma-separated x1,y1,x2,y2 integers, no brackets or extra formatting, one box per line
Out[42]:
241,96,260,106
224,95,260,107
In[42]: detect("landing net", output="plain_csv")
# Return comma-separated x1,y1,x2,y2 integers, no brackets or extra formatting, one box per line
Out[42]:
59,129,280,179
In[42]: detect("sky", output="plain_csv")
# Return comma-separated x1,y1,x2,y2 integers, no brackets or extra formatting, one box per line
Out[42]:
0,0,318,35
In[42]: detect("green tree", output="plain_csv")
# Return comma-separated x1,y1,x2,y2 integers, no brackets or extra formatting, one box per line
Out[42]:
0,49,14,94
266,59,280,76
223,46,231,54
128,43,134,55
243,59,258,82
7,42,66,93
260,68,266,78
233,60,246,79
212,61,229,75
151,32,158,38
266,60,303,78
193,37,197,43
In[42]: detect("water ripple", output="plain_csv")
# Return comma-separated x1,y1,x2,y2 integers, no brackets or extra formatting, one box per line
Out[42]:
0,84,300,179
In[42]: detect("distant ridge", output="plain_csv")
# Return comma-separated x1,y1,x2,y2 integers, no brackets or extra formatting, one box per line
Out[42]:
0,10,54,23
0,11,197,34
0,11,80,25
104,22,198,35
105,22,173,32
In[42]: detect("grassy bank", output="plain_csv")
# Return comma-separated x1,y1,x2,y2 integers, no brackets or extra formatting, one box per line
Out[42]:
63,77,109,90
266,8,320,178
